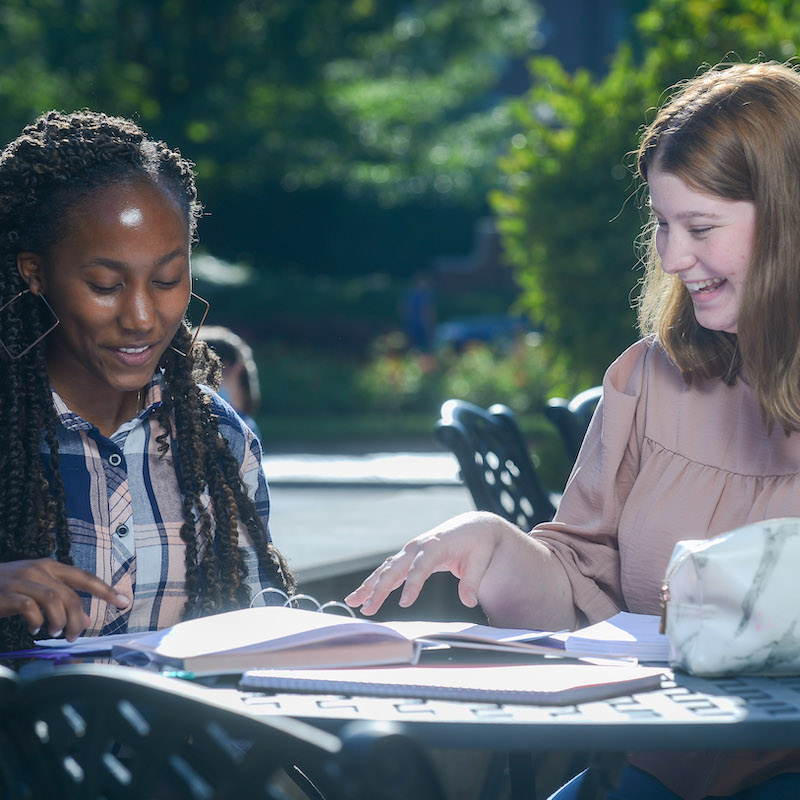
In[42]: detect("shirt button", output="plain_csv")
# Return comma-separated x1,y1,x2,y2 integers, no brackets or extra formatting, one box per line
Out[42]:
109,453,122,467
116,524,129,537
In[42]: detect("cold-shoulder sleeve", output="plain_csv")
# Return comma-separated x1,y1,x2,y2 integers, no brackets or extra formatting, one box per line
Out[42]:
532,339,653,623
529,341,800,798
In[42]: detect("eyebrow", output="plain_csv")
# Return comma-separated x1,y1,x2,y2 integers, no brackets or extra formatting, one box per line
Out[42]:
649,205,722,221
82,247,188,271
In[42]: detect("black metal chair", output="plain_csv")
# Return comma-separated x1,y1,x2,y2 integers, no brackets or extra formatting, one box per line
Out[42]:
544,386,602,462
435,399,558,530
0,663,446,800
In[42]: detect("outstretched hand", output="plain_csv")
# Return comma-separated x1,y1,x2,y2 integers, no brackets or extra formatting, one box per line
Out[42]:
0,559,130,641
345,510,576,631
346,511,579,631
345,512,501,615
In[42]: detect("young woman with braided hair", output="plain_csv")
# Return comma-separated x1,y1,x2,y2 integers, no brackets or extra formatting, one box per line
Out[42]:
0,109,293,656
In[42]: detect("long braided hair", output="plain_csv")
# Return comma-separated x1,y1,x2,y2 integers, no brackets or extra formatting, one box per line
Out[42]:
0,110,293,652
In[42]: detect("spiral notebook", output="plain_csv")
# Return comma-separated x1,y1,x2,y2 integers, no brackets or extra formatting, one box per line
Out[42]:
240,662,669,706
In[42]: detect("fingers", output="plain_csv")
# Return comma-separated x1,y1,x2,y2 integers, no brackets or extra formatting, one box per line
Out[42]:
345,551,417,616
0,591,49,637
455,543,495,608
345,513,501,616
56,563,130,610
0,577,85,639
396,544,449,609
0,560,131,641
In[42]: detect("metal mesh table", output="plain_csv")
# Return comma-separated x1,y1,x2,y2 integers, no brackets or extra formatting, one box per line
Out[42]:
214,672,800,752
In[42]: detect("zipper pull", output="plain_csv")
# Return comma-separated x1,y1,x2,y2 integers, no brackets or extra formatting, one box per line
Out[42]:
659,584,670,634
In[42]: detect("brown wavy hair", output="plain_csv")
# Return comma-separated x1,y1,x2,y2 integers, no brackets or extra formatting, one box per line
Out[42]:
0,110,293,652
636,61,800,431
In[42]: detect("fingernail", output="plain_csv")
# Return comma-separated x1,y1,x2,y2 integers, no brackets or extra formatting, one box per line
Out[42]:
30,626,40,636
115,593,130,607
51,628,63,639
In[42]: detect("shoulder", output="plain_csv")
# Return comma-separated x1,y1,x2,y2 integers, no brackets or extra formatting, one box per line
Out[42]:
200,385,262,462
604,336,683,398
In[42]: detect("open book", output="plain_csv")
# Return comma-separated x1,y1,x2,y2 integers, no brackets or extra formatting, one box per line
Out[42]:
107,606,560,675
22,609,667,676
240,662,669,706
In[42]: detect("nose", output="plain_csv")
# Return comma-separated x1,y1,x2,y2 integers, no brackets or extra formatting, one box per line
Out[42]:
119,285,156,334
658,231,696,275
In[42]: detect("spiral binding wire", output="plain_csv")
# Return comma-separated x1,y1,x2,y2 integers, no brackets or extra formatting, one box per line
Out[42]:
249,587,356,617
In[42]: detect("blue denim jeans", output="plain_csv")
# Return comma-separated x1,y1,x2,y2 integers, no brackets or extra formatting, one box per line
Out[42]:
548,766,800,799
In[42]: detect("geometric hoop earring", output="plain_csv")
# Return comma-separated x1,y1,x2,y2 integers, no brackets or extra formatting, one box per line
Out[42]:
170,291,211,358
0,289,60,360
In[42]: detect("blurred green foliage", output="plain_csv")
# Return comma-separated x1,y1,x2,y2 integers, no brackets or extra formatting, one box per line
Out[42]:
0,0,541,275
492,0,800,384
253,337,576,486
256,334,578,416
195,264,520,354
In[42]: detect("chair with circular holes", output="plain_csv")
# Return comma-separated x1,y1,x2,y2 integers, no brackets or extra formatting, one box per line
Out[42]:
0,662,446,800
435,399,558,530
544,386,603,463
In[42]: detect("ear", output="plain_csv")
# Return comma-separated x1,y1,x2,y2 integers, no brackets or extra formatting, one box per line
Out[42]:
16,252,47,295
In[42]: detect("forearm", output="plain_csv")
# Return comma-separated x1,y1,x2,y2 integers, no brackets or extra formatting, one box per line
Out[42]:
346,510,581,628
476,516,579,631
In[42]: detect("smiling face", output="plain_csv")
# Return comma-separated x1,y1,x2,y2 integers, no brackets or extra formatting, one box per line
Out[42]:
648,167,757,334
17,179,191,424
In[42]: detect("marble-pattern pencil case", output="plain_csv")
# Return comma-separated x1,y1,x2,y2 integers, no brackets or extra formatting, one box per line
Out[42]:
663,517,800,677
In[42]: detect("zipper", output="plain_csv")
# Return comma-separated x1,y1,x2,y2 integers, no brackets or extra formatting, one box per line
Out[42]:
659,544,697,634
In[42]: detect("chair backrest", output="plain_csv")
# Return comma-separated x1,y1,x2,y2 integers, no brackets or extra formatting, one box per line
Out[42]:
435,399,557,530
544,386,602,462
0,663,446,800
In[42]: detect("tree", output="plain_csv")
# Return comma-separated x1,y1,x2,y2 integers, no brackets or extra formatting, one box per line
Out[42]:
0,0,539,207
491,0,800,384
0,0,542,274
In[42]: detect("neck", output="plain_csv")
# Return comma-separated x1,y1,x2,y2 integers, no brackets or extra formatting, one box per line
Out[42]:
51,380,145,438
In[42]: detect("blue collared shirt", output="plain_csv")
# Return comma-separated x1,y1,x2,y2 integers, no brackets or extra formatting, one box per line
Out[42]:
42,373,277,634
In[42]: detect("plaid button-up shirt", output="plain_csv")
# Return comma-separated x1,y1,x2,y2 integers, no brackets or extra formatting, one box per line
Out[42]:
43,374,277,635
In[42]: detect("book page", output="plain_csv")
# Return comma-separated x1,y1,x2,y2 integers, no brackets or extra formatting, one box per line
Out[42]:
381,620,565,655
111,606,419,674
35,630,148,654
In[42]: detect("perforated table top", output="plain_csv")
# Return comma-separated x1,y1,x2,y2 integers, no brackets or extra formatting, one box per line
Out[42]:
213,672,800,751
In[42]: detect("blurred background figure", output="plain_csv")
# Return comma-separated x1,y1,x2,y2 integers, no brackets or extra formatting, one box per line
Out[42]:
401,272,437,352
198,326,262,441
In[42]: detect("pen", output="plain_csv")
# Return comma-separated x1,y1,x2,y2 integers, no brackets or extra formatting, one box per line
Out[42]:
161,670,197,681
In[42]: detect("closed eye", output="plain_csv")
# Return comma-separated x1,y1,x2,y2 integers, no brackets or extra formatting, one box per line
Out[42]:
88,282,121,294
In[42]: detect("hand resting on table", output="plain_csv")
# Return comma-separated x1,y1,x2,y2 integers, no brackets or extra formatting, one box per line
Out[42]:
0,559,130,641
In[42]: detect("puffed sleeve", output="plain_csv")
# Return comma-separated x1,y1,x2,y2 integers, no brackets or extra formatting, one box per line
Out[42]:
531,338,652,624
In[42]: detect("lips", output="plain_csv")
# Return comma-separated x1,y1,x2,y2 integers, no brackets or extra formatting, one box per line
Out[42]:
117,345,149,354
109,344,155,366
684,277,726,294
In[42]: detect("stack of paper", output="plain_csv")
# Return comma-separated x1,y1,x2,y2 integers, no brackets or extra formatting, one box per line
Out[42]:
551,612,669,662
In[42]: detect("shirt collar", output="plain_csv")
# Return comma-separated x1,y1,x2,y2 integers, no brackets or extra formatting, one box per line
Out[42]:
52,372,165,433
